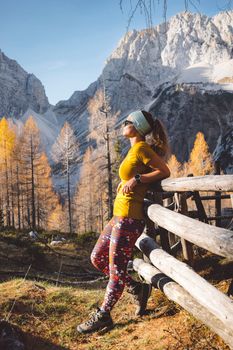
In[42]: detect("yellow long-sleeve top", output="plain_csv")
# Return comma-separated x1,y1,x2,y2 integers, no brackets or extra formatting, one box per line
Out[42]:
113,141,157,219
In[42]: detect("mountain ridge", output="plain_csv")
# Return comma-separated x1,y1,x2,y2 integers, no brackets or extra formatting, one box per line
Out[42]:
0,11,233,182
0,49,50,118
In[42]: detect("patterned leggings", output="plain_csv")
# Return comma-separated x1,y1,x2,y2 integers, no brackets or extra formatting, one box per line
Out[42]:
90,216,145,312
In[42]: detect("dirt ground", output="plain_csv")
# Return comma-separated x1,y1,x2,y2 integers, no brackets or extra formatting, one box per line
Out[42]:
0,231,232,350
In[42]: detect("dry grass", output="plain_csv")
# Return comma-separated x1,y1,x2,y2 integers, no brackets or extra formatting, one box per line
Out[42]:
0,230,232,350
0,279,231,350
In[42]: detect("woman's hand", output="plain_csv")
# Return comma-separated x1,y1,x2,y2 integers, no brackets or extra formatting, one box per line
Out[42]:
122,177,137,195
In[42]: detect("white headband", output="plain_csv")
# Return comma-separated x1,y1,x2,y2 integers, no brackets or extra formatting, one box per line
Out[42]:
128,110,153,136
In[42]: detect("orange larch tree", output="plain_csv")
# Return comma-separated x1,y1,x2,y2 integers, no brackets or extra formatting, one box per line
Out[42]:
167,154,183,178
20,116,42,229
0,117,16,227
188,132,214,176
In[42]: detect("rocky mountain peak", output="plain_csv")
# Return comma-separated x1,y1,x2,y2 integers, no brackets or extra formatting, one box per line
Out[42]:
0,50,50,119
103,11,233,97
52,11,233,176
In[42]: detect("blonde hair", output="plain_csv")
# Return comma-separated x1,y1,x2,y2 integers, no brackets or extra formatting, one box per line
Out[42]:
141,110,171,161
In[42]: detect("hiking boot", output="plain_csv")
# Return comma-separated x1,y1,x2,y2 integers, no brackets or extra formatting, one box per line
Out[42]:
77,307,114,334
127,282,152,316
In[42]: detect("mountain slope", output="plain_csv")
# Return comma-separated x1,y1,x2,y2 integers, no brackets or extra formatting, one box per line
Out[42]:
53,11,233,175
0,50,50,118
0,11,232,186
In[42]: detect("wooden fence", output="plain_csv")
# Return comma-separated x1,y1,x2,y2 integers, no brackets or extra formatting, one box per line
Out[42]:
132,174,233,349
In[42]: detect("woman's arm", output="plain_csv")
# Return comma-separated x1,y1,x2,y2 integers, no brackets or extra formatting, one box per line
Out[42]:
140,153,170,183
122,154,170,194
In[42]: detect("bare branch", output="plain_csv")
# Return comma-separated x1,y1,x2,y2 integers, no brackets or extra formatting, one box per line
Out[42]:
120,0,204,30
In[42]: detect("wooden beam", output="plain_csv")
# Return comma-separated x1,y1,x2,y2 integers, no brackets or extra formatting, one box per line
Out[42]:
147,204,233,259
135,233,233,330
194,194,231,200
207,215,233,221
154,193,170,252
133,258,233,350
178,193,194,264
150,175,233,192
214,161,222,227
191,191,208,223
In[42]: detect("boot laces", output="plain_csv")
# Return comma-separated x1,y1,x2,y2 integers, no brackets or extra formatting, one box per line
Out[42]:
85,309,103,326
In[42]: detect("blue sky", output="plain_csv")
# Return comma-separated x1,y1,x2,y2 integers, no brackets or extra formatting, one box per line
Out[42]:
0,0,231,104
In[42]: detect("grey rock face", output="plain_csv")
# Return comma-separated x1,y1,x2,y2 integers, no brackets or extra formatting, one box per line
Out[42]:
213,127,233,174
149,83,233,165
1,11,233,186
0,50,49,118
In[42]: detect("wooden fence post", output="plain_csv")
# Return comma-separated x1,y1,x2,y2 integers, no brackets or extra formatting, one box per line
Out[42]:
178,192,194,265
215,161,222,227
133,258,233,350
135,233,233,331
154,192,170,253
164,196,177,249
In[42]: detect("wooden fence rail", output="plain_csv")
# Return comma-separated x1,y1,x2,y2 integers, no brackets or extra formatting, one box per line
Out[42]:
132,174,233,347
133,258,233,350
151,175,233,192
147,204,233,259
135,233,233,331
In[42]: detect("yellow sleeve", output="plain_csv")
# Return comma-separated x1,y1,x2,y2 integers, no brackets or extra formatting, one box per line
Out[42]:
137,144,157,165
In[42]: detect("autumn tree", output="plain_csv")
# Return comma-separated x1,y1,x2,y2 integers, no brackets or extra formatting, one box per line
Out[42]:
35,152,59,229
167,154,183,178
20,116,43,229
88,88,118,220
74,147,95,233
188,132,214,176
51,122,79,235
47,202,67,232
0,117,16,227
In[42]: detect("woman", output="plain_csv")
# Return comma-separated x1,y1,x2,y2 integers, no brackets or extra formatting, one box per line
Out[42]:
77,110,171,334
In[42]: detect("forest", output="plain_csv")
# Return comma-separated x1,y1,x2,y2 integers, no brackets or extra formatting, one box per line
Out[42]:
0,94,216,237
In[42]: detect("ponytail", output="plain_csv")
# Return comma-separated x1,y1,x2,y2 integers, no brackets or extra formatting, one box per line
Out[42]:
141,110,171,161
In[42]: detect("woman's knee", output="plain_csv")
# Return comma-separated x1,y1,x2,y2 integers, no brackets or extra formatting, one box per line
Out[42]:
90,249,106,269
90,249,99,267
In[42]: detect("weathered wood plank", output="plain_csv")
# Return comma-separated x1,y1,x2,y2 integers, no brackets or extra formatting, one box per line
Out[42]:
135,233,233,331
147,204,233,259
179,193,194,264
151,175,233,192
196,194,231,200
133,258,233,350
154,192,170,251
192,191,208,223
215,162,222,227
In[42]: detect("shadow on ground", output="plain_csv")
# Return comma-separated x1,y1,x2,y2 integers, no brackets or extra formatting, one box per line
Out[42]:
0,320,69,350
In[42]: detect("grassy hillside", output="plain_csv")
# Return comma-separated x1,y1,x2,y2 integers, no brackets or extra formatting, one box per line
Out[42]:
0,231,232,350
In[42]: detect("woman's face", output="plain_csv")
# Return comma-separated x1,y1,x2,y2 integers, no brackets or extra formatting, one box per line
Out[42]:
122,120,138,138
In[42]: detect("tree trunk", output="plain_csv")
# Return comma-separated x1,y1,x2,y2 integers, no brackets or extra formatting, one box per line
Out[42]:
67,157,72,235
16,164,21,230
30,137,36,229
10,165,15,228
26,179,31,228
4,142,10,227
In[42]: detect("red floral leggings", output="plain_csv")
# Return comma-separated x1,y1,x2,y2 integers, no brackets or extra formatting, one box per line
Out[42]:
90,216,145,312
